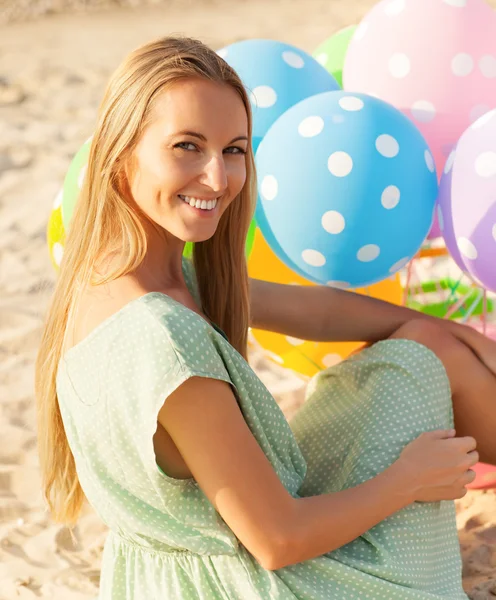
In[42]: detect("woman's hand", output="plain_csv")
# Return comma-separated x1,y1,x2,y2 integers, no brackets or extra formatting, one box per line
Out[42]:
392,429,478,502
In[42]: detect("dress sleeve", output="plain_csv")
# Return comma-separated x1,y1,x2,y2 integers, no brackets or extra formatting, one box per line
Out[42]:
102,297,235,495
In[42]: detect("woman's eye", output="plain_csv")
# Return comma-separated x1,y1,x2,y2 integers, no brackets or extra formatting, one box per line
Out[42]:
225,146,247,155
175,142,197,151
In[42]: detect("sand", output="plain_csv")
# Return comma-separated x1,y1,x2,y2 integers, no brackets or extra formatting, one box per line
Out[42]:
0,0,495,598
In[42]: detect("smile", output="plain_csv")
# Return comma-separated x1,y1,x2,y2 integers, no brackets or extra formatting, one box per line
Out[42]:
178,195,218,211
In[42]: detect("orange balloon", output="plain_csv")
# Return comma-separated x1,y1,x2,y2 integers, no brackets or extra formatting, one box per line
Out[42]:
248,228,403,378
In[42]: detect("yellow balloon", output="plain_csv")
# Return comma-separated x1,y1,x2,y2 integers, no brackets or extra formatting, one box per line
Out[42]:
47,190,66,271
247,228,403,378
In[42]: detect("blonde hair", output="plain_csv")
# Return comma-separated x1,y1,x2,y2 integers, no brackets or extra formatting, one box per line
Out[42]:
35,36,257,527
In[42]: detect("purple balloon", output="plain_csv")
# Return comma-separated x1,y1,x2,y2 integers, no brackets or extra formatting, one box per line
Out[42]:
438,108,496,292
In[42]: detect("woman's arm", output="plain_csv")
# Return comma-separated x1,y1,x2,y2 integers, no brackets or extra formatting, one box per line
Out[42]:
249,278,496,374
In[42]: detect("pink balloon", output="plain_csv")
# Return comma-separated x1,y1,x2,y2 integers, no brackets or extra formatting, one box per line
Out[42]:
343,0,496,180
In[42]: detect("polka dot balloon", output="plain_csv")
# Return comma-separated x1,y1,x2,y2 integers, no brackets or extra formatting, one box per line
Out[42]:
343,0,496,178
47,189,66,270
438,108,496,291
256,90,438,288
61,136,92,230
247,228,403,378
217,39,340,153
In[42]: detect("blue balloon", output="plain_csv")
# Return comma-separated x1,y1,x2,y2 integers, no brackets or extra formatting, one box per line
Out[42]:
217,39,339,153
255,91,438,288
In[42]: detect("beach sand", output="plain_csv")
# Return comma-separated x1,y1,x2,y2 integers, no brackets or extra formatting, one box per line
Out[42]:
0,1,495,597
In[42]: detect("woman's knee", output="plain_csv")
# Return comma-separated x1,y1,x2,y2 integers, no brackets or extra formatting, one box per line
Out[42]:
388,319,466,395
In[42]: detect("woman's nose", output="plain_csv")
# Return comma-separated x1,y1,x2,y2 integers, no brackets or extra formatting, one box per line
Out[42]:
200,155,228,193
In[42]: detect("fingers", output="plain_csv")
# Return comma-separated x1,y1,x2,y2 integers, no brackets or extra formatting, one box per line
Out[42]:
423,429,457,440
465,450,479,468
445,435,477,453
461,469,477,486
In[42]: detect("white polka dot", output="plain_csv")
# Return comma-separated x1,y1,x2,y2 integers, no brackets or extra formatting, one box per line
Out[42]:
78,164,87,189
470,104,491,124
339,96,364,111
492,223,496,242
260,175,278,200
389,256,410,273
52,242,64,266
437,205,445,232
385,0,406,16
282,51,305,69
425,150,435,172
265,350,285,365
328,151,353,177
322,353,342,368
316,53,328,66
443,0,466,5
472,109,496,129
458,237,478,260
216,48,228,59
475,152,496,178
302,249,326,267
479,55,496,78
451,53,474,77
250,86,277,108
53,189,63,209
298,116,324,137
285,336,305,346
326,280,351,289
376,134,399,158
381,185,400,209
389,53,411,78
444,151,456,174
411,100,436,123
357,244,380,262
353,21,369,41
322,210,346,234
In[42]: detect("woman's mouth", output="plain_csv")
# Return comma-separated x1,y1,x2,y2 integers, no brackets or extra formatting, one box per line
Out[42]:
178,195,218,212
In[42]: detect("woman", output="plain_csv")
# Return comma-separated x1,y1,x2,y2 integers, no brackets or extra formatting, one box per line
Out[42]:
35,36,496,599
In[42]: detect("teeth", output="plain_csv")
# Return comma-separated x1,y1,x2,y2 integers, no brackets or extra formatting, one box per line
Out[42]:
179,195,218,211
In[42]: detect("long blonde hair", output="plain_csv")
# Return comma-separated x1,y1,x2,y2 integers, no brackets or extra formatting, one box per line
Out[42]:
35,36,257,527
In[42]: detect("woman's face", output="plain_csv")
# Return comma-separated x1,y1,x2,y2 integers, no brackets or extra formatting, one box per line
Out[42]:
126,77,249,243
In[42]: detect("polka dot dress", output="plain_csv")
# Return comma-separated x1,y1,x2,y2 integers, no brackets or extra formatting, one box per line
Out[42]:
56,259,467,599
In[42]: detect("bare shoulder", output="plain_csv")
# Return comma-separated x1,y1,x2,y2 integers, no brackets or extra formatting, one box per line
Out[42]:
66,275,146,351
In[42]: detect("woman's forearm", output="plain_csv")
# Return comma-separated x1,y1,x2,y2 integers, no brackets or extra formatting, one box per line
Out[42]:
249,278,451,343
272,463,412,570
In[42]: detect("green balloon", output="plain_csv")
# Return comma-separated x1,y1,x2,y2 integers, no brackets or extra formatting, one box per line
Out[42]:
312,24,357,88
61,138,92,230
61,139,257,260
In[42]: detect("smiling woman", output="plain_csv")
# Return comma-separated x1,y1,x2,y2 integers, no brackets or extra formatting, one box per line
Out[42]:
35,35,476,600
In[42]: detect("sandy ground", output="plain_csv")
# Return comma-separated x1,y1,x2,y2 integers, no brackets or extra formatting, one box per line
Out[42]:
0,0,495,598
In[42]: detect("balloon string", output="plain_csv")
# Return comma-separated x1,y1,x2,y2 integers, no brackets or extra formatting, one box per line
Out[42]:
482,289,488,336
403,258,413,306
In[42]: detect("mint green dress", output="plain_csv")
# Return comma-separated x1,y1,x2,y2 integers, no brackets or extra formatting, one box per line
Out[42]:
56,258,467,599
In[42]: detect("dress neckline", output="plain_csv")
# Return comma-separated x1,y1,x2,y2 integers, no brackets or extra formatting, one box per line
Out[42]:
62,291,228,361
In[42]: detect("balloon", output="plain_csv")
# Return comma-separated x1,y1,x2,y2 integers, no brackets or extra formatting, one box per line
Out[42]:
248,228,403,378
255,90,438,288
47,189,65,270
312,25,357,88
343,0,496,177
217,39,339,153
61,137,91,230
438,108,496,291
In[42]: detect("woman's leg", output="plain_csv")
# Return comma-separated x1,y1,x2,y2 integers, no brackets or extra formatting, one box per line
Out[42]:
290,338,465,596
389,319,496,466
